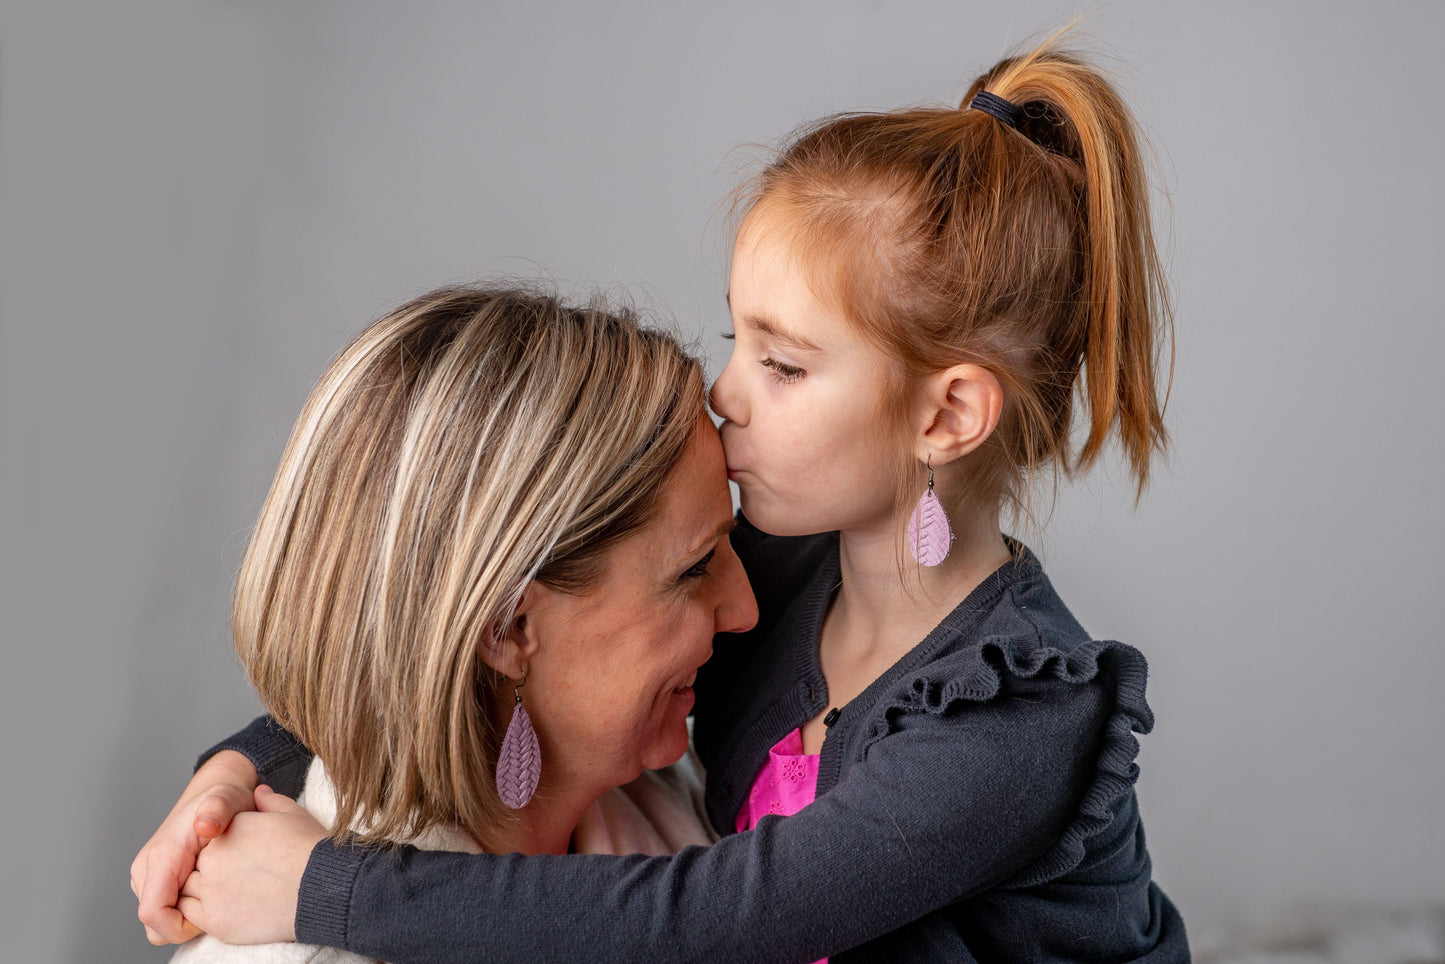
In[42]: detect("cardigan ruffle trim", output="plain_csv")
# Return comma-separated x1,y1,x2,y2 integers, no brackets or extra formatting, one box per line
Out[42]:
881,633,1154,889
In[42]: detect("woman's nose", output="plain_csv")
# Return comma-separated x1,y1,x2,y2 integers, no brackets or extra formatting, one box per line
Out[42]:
713,538,758,635
707,357,745,426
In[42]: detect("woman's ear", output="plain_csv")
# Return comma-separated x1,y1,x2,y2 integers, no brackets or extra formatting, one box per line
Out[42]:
915,363,1003,464
478,581,547,679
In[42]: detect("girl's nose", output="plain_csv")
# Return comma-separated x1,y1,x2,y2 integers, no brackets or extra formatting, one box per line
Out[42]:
707,357,745,426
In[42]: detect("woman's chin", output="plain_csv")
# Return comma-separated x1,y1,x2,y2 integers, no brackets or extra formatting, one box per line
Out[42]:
640,716,692,771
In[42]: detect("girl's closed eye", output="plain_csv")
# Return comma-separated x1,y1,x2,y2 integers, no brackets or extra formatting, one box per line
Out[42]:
761,357,805,383
679,548,716,581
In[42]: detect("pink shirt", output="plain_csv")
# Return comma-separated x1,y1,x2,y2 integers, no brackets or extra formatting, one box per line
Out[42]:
734,727,821,832
734,728,826,963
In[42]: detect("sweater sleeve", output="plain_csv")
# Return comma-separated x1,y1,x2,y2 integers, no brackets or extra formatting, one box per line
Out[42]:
294,675,1110,963
196,715,314,801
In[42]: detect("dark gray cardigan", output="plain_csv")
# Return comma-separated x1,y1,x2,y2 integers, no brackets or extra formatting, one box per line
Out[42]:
207,521,1188,962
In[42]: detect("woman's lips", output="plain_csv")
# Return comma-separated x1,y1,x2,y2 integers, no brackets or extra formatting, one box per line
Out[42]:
671,670,699,695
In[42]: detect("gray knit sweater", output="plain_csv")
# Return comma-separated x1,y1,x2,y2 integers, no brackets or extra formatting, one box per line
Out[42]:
206,520,1189,962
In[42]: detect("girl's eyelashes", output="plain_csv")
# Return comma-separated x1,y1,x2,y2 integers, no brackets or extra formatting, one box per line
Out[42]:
761,357,806,383
679,548,717,581
721,331,735,340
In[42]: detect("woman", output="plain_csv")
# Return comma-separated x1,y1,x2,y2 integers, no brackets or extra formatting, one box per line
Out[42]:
137,283,757,958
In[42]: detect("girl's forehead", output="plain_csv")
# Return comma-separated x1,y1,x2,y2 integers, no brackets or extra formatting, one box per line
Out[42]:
732,210,829,292
734,194,885,303
732,207,791,262
729,240,826,321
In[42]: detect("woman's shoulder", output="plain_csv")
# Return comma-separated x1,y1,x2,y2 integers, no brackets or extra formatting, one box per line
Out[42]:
170,934,378,963
573,749,719,857
300,758,483,855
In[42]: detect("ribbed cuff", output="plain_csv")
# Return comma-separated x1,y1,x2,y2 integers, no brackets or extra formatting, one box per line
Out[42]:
194,715,313,799
295,837,367,949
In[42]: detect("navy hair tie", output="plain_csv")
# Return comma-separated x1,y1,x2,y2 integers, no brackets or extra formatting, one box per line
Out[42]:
969,90,1021,130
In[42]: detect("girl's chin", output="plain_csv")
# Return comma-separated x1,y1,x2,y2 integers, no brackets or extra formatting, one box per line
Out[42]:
736,490,783,533
738,494,823,538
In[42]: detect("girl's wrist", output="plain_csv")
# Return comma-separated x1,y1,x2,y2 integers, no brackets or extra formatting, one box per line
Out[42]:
192,749,259,791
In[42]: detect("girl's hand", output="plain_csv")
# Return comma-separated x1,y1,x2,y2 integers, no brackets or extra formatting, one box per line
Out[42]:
177,785,326,944
131,750,260,944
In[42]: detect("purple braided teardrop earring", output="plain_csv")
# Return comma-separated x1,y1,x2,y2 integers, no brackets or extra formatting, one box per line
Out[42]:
495,669,541,809
907,454,954,567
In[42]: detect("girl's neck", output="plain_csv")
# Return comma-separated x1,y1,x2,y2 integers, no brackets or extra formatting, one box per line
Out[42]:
831,499,1011,661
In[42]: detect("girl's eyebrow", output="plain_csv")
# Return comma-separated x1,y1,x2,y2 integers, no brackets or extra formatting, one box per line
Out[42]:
748,316,822,353
724,295,822,353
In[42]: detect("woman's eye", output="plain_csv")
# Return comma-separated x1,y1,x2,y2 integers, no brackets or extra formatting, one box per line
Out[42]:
680,548,716,581
761,357,805,382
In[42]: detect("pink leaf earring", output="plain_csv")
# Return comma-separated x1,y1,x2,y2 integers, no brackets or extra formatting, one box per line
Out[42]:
496,670,541,809
908,455,954,567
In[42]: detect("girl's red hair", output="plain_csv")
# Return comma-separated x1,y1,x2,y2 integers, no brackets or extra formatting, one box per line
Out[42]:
739,34,1171,514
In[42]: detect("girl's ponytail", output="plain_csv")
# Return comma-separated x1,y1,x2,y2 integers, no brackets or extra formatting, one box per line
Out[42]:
968,47,1171,497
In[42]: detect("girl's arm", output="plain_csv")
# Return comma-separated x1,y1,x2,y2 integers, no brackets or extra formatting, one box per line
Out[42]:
204,674,1112,963
197,714,315,799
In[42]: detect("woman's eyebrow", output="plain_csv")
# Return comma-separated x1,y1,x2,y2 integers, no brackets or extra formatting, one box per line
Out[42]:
684,517,738,559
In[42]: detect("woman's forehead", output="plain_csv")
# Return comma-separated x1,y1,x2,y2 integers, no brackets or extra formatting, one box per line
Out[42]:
610,419,732,571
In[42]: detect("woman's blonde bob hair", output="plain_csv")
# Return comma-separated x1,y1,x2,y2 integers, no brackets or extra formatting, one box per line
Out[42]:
232,284,706,848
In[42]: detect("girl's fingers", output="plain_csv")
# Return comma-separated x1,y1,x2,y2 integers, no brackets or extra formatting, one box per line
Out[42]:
175,896,204,936
193,783,255,839
137,843,202,944
253,784,302,813
140,900,200,945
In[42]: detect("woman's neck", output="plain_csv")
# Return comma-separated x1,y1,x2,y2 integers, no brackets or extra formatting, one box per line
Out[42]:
488,757,653,855
484,792,589,856
478,744,617,856
485,770,622,857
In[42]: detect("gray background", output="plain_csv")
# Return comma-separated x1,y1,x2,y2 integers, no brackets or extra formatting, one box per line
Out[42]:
2,1,1442,961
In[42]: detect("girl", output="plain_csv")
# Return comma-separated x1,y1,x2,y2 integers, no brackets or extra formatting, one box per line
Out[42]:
138,36,1189,962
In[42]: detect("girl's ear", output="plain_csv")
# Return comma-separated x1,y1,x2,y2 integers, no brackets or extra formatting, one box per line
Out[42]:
915,363,1003,464
478,581,548,679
